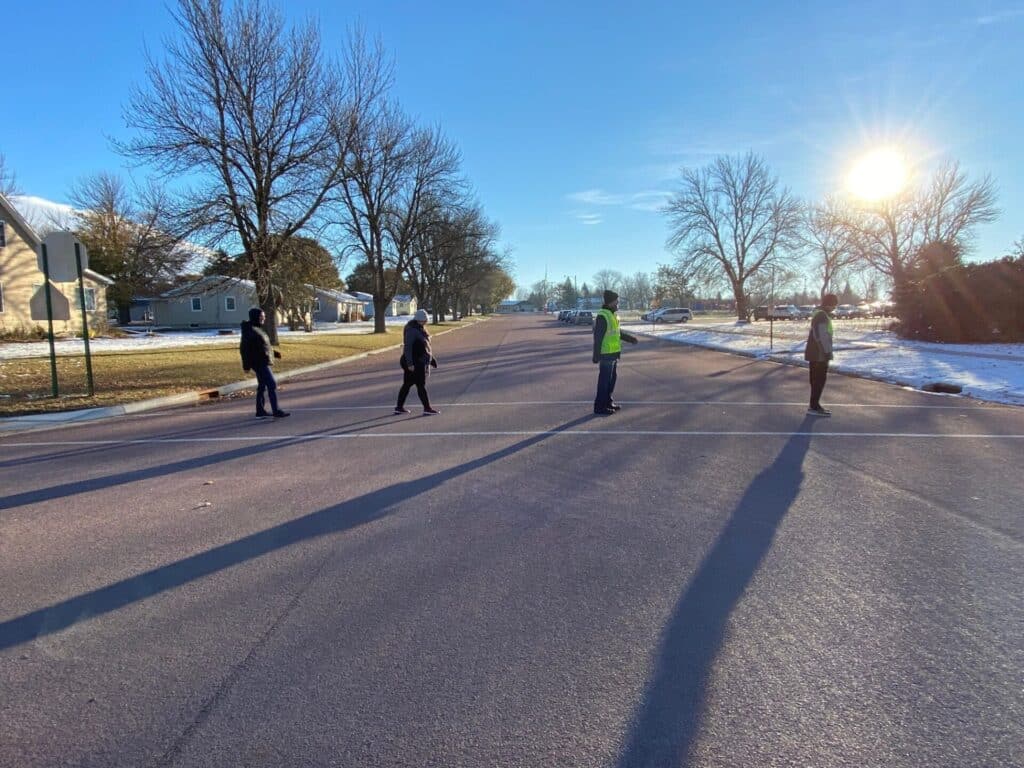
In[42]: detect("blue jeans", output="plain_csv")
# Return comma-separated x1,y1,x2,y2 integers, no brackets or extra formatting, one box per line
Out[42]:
254,363,279,414
594,356,618,412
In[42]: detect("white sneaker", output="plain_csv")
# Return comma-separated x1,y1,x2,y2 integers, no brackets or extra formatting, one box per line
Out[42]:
807,407,832,417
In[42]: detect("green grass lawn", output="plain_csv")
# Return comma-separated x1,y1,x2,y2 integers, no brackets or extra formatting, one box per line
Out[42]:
0,319,481,416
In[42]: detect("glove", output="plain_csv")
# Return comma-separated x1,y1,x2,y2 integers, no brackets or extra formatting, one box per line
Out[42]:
430,357,438,368
592,356,599,364
243,366,251,373
273,350,282,359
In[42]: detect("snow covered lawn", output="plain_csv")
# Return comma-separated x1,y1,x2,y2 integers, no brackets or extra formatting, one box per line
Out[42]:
624,319,1024,407
0,316,415,360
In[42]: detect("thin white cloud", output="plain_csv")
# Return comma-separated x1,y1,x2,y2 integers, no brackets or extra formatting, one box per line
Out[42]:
567,189,625,206
573,211,603,225
566,188,671,214
975,7,1024,25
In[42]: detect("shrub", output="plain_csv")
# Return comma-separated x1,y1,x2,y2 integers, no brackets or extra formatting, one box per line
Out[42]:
895,256,1024,342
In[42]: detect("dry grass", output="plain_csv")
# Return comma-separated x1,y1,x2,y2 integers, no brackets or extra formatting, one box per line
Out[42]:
0,319,481,416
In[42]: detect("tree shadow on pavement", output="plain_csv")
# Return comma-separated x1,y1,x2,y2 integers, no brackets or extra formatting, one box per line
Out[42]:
0,414,594,650
615,417,817,768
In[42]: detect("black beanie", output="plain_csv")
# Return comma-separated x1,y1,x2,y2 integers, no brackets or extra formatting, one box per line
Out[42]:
248,307,263,324
603,290,619,305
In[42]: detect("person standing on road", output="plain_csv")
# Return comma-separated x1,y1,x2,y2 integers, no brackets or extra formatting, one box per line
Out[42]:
593,290,638,415
395,309,440,416
804,292,838,417
240,307,289,418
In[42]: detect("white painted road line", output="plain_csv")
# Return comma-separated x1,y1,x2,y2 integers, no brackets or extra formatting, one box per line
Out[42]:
2,430,1023,448
294,400,993,411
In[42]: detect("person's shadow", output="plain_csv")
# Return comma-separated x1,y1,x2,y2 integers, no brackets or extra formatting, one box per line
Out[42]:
616,416,818,767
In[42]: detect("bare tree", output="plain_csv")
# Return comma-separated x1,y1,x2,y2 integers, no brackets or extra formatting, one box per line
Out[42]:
591,269,623,296
840,160,998,286
800,195,860,298
664,153,802,320
70,172,188,323
119,0,352,342
0,153,20,197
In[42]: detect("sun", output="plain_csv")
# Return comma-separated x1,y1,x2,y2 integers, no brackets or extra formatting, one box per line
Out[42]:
847,147,909,201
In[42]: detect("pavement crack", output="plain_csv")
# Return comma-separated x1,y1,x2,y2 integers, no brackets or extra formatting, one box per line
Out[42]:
149,546,338,767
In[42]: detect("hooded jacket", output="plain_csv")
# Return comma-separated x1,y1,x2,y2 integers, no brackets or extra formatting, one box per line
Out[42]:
401,320,433,371
240,318,274,370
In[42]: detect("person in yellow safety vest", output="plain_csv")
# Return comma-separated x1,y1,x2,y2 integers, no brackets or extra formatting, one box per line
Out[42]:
592,290,638,415
804,292,838,416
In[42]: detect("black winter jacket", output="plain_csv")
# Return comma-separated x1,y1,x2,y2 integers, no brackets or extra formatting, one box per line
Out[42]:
240,321,274,370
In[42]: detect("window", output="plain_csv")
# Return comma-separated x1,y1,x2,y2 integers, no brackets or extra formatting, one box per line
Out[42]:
191,297,203,312
0,220,6,248
313,298,321,313
73,287,97,311
225,296,236,311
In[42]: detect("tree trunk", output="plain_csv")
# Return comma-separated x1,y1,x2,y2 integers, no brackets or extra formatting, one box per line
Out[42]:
373,298,388,333
117,301,131,326
733,282,748,321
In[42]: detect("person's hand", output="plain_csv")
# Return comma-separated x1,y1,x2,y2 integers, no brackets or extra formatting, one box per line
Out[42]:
273,350,282,359
592,355,599,364
243,366,250,373
626,336,638,344
430,357,438,368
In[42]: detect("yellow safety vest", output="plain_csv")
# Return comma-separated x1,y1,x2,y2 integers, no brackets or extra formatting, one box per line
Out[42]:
597,308,621,355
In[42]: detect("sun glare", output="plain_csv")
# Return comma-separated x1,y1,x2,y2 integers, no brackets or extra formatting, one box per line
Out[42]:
847,148,908,201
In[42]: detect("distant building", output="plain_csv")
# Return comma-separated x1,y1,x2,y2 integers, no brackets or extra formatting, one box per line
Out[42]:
497,300,537,313
356,292,418,318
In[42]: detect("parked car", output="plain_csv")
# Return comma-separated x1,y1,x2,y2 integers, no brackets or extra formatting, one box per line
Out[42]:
753,305,771,321
574,310,594,325
641,308,661,322
654,307,692,323
768,304,801,320
797,305,815,319
834,304,859,318
557,309,573,322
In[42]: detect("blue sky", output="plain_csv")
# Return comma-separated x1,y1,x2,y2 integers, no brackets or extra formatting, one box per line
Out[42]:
4,1,1023,289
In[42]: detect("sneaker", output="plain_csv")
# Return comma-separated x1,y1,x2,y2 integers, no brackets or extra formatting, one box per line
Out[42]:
593,408,616,416
393,407,411,415
272,410,290,418
609,403,622,411
255,411,270,418
422,408,441,415
806,407,831,417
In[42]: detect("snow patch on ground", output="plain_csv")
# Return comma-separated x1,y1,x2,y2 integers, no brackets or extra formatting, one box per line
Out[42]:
625,319,1024,407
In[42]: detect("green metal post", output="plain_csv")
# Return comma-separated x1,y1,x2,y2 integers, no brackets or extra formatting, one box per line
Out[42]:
40,243,59,397
74,242,95,396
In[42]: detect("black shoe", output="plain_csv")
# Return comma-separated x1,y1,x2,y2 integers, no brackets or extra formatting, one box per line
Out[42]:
394,407,410,415
422,408,441,415
806,406,831,417
255,411,270,418
272,410,290,418
593,408,616,416
609,403,621,411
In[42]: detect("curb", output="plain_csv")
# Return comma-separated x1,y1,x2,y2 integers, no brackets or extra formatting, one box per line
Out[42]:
0,320,482,435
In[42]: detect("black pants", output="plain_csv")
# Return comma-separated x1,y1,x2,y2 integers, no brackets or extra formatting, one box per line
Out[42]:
397,366,431,409
594,356,618,412
253,363,279,414
809,361,829,408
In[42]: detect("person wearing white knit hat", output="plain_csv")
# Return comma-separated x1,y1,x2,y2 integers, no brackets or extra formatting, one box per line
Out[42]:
394,309,440,415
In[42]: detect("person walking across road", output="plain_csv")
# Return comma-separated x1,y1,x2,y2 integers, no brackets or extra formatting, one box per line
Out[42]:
395,309,440,415
593,290,638,415
804,292,838,417
240,307,289,418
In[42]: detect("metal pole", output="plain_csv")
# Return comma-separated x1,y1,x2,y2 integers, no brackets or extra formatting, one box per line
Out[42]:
40,243,59,397
769,264,775,352
74,243,95,396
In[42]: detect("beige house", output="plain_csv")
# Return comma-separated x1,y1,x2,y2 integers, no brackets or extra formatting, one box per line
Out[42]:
0,194,113,336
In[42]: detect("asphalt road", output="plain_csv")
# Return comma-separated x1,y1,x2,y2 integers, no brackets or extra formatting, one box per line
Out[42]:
2,314,1022,768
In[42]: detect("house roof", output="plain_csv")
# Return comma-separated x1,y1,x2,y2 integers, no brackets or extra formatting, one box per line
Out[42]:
160,275,256,298
350,291,374,301
0,192,44,247
84,268,114,286
393,294,413,303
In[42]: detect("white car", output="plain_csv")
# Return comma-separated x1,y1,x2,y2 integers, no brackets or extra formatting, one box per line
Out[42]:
768,304,800,320
650,307,692,323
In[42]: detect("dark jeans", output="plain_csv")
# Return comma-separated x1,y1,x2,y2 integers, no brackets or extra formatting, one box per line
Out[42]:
254,363,279,414
397,365,431,409
594,356,618,412
809,361,829,408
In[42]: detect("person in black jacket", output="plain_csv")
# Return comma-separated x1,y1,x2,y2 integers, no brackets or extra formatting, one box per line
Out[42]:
395,309,440,415
240,307,289,418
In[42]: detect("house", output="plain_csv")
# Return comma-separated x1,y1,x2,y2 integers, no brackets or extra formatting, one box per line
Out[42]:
311,287,364,323
497,300,537,313
355,291,418,318
0,193,113,336
150,275,256,328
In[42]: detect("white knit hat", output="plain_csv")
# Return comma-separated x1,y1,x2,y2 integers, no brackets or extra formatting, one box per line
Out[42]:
414,309,428,322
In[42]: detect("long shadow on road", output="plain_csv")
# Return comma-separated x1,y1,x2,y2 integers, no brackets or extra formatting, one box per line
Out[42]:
0,414,594,650
616,417,816,768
